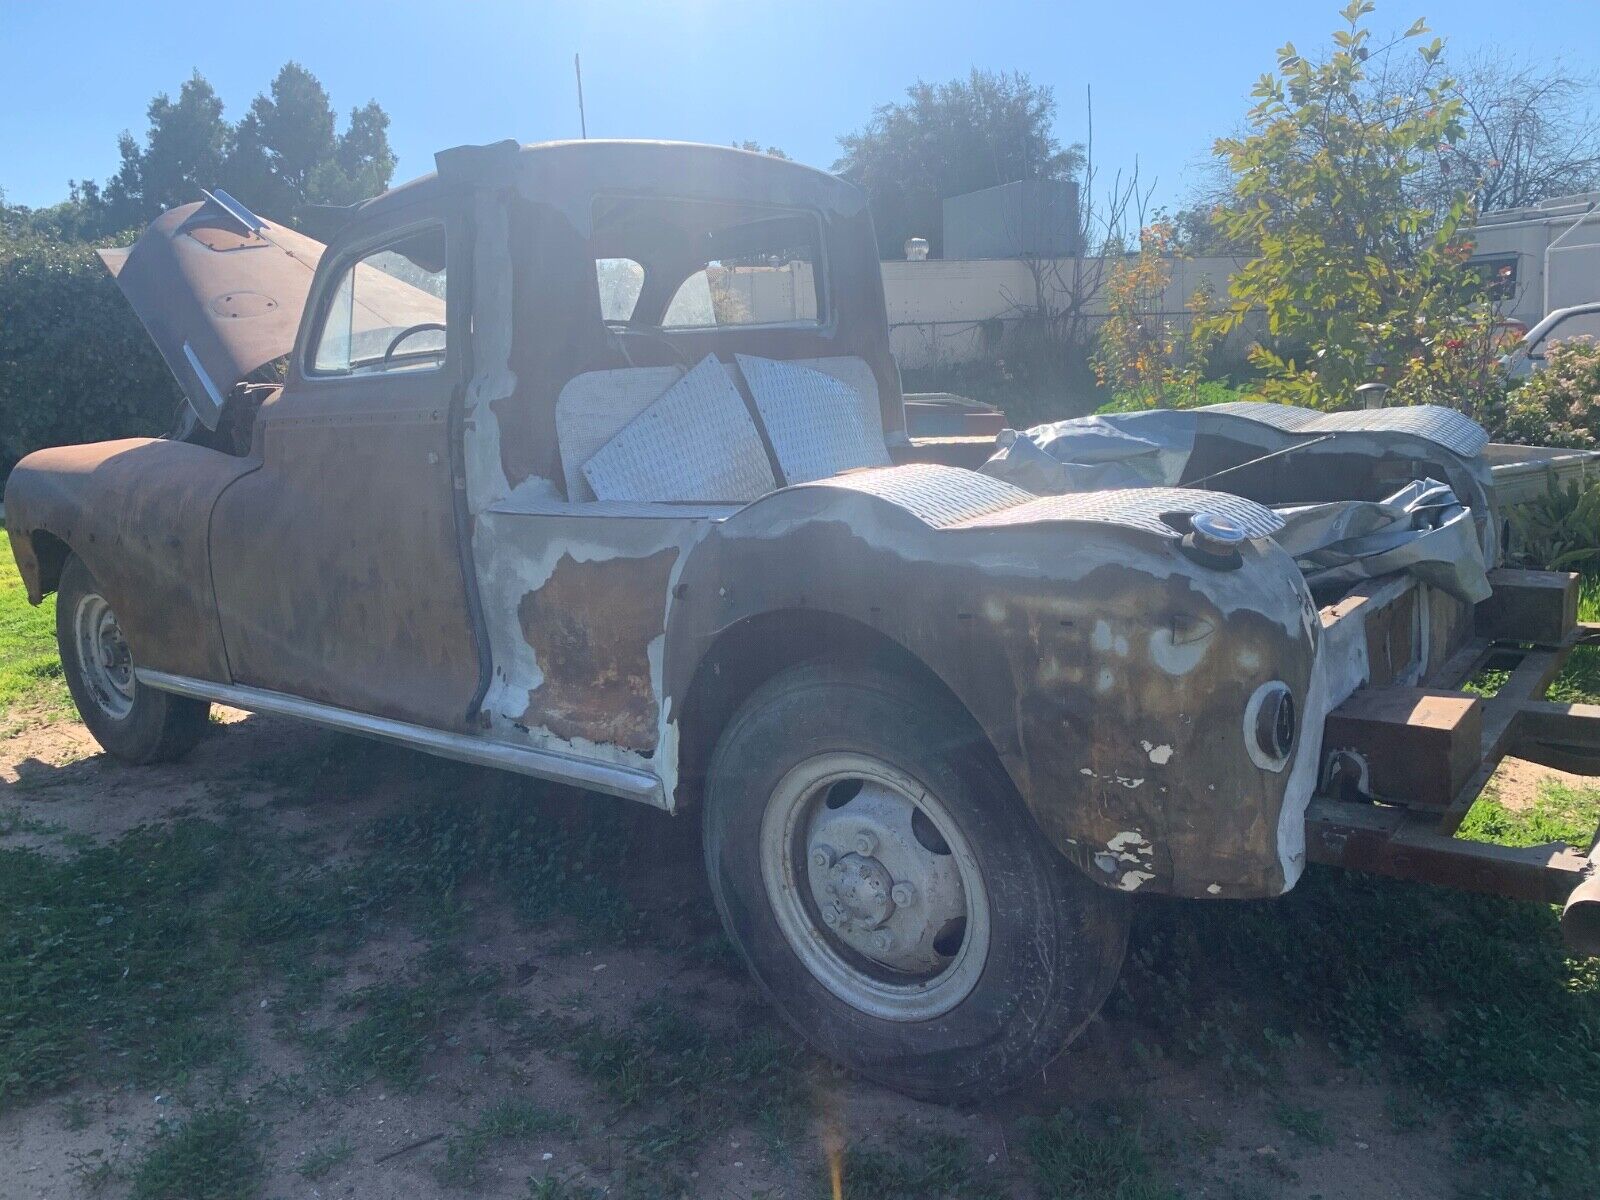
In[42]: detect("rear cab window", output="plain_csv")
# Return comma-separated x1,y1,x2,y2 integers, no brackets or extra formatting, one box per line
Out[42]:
589,196,824,330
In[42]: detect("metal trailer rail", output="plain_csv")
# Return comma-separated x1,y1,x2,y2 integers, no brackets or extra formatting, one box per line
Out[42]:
1306,568,1600,951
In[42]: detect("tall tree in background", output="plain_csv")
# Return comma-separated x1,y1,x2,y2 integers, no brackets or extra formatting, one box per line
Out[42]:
835,69,1082,258
228,63,396,219
1196,2,1498,411
1423,53,1600,213
102,72,231,228
11,62,396,239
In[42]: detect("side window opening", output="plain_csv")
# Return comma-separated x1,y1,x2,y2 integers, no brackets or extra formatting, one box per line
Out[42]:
311,225,448,375
596,257,645,322
590,196,823,331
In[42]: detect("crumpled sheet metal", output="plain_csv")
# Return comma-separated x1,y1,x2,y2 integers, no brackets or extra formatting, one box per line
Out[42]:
980,404,1498,599
1274,479,1492,603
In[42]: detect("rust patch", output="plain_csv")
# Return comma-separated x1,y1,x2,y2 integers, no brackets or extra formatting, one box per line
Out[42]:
518,548,679,751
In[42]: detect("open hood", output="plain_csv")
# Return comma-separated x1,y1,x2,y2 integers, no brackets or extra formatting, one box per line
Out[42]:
98,191,325,429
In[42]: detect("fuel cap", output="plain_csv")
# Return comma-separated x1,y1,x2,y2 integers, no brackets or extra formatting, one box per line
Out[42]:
1189,511,1249,552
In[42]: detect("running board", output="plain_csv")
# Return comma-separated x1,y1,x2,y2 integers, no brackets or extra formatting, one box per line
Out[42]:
134,670,667,808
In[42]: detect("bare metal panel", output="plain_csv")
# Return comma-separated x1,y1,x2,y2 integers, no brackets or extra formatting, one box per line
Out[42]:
581,354,776,502
555,365,684,500
1201,401,1489,459
962,487,1286,540
736,354,890,483
795,463,1031,527
797,463,1284,540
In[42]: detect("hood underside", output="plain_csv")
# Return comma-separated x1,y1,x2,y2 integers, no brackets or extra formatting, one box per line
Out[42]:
99,192,325,429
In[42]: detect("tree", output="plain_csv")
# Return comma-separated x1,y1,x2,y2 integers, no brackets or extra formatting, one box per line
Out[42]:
1197,2,1497,411
102,72,231,230
31,63,397,239
732,140,789,159
835,69,1083,258
1422,53,1600,213
227,63,394,219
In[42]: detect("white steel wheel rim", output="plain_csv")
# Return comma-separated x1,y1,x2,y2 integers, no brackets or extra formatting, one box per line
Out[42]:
759,752,991,1021
73,592,135,720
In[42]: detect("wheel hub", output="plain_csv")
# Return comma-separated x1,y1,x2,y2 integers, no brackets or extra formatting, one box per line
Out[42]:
799,778,972,980
819,851,896,929
73,592,135,720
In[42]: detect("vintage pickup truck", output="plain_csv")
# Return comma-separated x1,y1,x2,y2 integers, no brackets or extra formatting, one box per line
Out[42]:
7,140,1600,1100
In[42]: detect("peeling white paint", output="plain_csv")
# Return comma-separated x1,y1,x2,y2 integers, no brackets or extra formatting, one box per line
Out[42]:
1116,871,1155,891
1207,883,1222,895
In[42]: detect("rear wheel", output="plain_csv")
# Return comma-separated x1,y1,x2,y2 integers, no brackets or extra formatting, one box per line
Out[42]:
55,555,209,763
702,662,1129,1101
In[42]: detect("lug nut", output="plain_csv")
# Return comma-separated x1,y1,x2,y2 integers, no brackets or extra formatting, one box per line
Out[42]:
873,931,895,954
891,883,916,907
823,904,844,928
854,831,878,856
811,844,837,869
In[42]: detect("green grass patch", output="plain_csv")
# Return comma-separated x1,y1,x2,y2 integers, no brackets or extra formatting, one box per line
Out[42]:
1549,574,1600,706
835,1130,1006,1200
128,1102,264,1200
437,1098,578,1187
0,816,357,1112
296,1135,354,1180
1025,1107,1180,1200
1460,777,1600,848
1117,867,1600,1197
0,530,66,715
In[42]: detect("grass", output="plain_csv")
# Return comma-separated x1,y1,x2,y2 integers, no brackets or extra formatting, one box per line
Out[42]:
1548,573,1600,705
296,1135,354,1180
0,527,66,714
127,1102,264,1200
1024,1107,1180,1200
0,815,350,1111
437,1099,579,1187
1460,776,1600,847
835,1130,1007,1200
1116,863,1600,1198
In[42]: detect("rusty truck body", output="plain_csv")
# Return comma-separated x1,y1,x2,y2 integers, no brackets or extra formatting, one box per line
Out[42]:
7,140,1599,1099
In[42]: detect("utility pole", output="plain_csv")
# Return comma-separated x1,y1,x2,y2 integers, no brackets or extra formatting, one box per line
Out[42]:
574,53,588,139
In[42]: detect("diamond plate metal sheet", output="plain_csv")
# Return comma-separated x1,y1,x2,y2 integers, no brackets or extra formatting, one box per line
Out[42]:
556,365,684,500
796,464,1032,527
1200,401,1488,458
581,354,776,503
958,486,1286,539
798,464,1285,539
736,354,891,483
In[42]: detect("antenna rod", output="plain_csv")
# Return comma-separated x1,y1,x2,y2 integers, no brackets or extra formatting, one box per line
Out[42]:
574,53,588,139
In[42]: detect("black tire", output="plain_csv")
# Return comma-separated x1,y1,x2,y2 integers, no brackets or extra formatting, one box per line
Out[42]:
702,661,1129,1101
55,554,209,764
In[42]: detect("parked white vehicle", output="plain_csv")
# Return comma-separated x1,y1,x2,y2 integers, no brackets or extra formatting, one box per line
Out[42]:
1501,301,1600,378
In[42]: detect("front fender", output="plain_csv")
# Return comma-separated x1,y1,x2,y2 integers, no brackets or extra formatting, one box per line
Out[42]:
664,468,1319,899
3,438,255,681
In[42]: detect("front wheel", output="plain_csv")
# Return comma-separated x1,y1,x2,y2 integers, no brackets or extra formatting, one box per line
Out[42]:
702,662,1129,1101
55,554,209,763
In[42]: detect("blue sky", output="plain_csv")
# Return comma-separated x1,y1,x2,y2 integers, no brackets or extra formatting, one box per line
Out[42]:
4,0,1599,214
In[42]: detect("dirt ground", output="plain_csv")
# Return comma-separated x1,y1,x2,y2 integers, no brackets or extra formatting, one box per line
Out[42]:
0,705,1534,1199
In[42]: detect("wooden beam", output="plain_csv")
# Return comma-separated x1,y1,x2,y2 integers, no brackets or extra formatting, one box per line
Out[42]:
1323,687,1483,810
1476,568,1580,645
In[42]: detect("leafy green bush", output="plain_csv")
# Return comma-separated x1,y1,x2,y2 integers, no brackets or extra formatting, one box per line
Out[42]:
1507,473,1600,574
1494,336,1600,449
0,227,178,483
